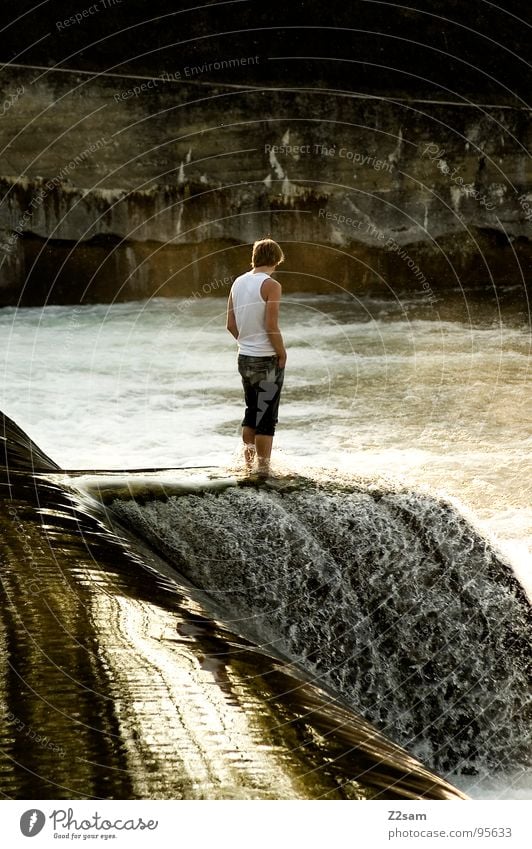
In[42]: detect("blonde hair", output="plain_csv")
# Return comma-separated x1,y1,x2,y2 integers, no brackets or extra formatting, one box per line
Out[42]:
251,238,285,268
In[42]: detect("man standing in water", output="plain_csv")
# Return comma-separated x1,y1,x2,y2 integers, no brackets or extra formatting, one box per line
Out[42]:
226,238,286,478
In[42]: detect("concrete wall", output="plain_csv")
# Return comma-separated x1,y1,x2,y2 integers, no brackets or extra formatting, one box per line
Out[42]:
1,68,531,303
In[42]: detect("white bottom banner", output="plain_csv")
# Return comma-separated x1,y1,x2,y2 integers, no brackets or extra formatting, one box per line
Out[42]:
2,800,529,848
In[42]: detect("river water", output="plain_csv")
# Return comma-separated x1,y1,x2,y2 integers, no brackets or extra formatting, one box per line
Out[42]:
0,292,530,798
1,293,529,582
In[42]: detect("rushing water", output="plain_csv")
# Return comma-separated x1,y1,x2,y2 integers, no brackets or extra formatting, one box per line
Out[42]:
110,480,532,773
1,294,530,578
0,292,530,798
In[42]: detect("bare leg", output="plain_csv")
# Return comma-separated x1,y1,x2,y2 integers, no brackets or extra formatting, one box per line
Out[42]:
255,434,273,476
242,426,256,470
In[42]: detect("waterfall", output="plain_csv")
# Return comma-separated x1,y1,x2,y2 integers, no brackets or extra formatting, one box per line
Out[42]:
111,480,532,774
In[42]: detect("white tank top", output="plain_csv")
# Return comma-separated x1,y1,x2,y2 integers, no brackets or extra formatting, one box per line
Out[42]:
230,271,276,356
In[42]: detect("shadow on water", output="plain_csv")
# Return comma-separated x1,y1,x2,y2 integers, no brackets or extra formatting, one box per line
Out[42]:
0,411,467,799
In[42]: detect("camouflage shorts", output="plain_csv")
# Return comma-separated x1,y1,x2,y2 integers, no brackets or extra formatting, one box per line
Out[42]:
238,355,285,436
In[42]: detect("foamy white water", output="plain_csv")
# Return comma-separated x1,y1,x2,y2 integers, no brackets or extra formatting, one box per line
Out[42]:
1,294,530,573
0,293,530,798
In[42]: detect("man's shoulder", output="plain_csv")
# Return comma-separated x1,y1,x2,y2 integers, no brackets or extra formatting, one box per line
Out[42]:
261,277,282,295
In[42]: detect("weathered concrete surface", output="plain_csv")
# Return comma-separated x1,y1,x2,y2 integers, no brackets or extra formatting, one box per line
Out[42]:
1,68,531,303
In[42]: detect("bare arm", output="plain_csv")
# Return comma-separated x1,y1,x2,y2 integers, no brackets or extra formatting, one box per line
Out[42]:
261,277,287,368
226,292,238,339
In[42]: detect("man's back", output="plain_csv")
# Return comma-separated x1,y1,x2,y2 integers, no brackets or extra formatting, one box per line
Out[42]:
230,271,276,356
226,237,286,476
